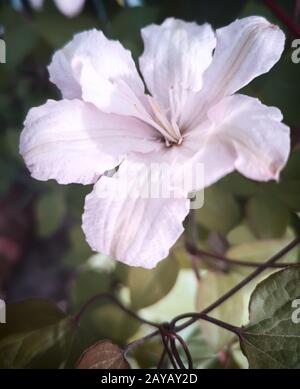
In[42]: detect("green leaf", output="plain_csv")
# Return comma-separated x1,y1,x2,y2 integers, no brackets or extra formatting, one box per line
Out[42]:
246,194,289,239
226,231,297,266
196,271,246,351
218,172,258,197
2,7,38,69
87,304,141,345
240,267,300,369
139,269,197,322
276,181,300,212
196,186,241,234
70,266,112,311
128,256,179,310
36,191,66,237
110,7,159,58
63,224,92,267
258,55,300,127
0,300,72,368
77,340,130,369
31,6,98,48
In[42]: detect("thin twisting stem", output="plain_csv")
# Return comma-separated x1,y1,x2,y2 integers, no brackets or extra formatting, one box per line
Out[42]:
169,337,186,369
185,241,295,269
172,333,194,369
160,331,178,369
73,292,159,328
175,237,300,331
264,0,300,37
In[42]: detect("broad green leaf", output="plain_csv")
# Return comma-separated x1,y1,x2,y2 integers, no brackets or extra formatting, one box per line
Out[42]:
196,271,246,351
240,267,300,369
196,186,241,234
128,256,179,310
246,194,289,239
87,304,141,345
77,340,130,369
226,230,297,269
139,269,197,322
36,191,66,237
0,300,72,368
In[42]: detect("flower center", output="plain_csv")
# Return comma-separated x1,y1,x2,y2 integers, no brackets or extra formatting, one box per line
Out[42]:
147,96,182,147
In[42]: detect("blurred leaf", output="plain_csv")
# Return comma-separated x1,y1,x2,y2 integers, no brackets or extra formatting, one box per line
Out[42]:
226,231,297,267
36,191,66,237
196,271,245,351
258,55,300,127
241,267,300,368
133,338,163,368
218,172,258,197
0,300,72,368
63,224,92,267
197,186,241,234
246,194,289,239
5,128,21,160
227,223,256,246
276,181,300,212
2,7,38,69
77,340,130,369
70,269,112,311
180,327,219,369
31,7,98,48
170,0,247,28
240,0,276,22
87,304,141,345
226,229,298,276
128,256,179,310
139,269,197,323
282,149,300,181
110,6,159,57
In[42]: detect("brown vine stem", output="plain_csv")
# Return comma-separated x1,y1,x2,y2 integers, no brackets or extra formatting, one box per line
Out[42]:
173,237,300,331
73,292,159,328
264,0,300,38
185,241,296,269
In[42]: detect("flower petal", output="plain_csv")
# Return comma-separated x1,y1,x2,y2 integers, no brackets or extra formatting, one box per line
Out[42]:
53,0,85,17
48,30,148,118
20,99,160,185
82,161,190,268
207,94,290,181
29,0,43,10
182,16,285,129
139,18,216,120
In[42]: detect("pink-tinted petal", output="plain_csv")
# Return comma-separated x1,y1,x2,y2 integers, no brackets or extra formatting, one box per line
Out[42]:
20,99,160,185
139,18,215,121
54,0,85,17
82,161,190,268
48,30,147,118
29,0,43,10
182,16,285,129
207,94,290,181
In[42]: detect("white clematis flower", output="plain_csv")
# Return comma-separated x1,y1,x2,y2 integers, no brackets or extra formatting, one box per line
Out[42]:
20,17,290,268
29,0,85,18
